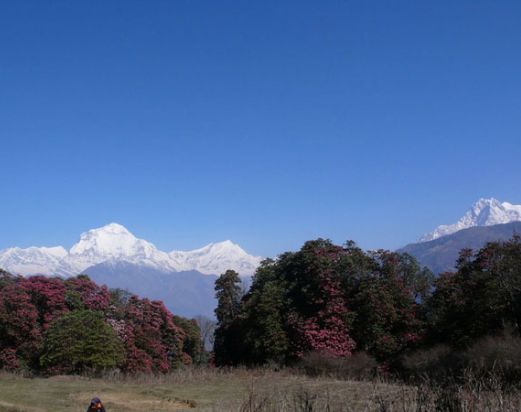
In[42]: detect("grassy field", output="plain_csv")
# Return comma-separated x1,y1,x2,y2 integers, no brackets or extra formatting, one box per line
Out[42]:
1,368,521,411
0,368,416,412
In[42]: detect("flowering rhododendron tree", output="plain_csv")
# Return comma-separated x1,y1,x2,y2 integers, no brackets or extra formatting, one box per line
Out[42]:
224,240,358,365
0,348,19,371
215,239,431,367
64,275,111,311
20,276,68,330
0,272,198,374
122,297,187,373
0,282,40,368
286,241,356,358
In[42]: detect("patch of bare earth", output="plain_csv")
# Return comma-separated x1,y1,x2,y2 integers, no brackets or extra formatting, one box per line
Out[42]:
72,392,195,410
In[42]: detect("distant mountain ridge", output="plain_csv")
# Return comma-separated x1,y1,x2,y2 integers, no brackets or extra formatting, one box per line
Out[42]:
401,221,521,274
83,261,218,318
420,198,521,242
0,223,262,277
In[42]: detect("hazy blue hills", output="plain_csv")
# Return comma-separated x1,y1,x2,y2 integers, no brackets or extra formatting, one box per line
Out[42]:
400,222,521,274
84,261,218,318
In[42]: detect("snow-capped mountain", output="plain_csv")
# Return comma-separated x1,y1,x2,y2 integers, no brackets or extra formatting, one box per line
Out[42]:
170,240,261,276
420,198,521,242
0,223,262,277
64,223,177,273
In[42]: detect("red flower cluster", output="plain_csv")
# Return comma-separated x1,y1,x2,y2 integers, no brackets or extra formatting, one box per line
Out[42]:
289,246,356,358
123,297,188,373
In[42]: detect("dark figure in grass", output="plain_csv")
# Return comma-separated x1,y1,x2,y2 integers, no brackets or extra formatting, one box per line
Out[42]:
87,397,106,412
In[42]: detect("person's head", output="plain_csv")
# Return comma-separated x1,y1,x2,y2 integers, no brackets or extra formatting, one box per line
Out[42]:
90,397,103,409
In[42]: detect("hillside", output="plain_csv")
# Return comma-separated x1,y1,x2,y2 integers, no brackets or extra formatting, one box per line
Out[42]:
400,221,521,274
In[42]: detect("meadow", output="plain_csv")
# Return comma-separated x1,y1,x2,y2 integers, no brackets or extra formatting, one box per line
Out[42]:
0,368,412,412
1,368,521,412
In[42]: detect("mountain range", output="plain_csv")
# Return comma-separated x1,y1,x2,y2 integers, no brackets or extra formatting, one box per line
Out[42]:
0,223,262,278
2,198,520,316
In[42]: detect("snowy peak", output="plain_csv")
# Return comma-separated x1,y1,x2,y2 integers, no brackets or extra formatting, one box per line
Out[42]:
420,198,521,242
69,223,160,261
70,223,139,256
66,223,176,274
173,240,249,258
0,223,261,277
169,240,262,276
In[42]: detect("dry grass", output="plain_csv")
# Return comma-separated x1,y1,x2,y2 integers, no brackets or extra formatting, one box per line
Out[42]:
1,368,521,411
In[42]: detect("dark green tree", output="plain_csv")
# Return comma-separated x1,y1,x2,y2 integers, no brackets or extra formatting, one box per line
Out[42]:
427,237,521,348
348,251,430,362
213,270,242,365
40,310,123,374
173,315,201,363
240,259,289,364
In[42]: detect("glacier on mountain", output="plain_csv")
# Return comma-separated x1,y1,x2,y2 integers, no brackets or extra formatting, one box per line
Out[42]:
0,223,262,277
420,198,521,242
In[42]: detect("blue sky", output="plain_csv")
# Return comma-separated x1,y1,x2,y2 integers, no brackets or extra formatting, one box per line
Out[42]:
1,1,520,257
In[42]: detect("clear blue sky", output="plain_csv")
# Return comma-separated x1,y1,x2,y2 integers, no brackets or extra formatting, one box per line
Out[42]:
1,1,520,257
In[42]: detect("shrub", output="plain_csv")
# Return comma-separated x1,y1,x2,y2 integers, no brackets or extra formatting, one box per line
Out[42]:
401,344,464,384
466,334,521,386
299,351,377,380
402,334,521,388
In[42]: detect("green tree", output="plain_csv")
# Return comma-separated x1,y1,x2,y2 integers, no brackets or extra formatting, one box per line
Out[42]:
173,315,201,363
240,241,358,363
213,270,242,365
240,259,289,364
41,310,123,374
427,237,521,348
348,251,428,362
215,270,242,323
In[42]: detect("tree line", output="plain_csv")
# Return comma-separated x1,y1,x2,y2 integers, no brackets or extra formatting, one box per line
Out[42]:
213,237,521,374
1,235,520,378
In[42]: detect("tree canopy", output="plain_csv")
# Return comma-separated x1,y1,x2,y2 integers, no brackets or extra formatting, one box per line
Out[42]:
214,239,433,366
